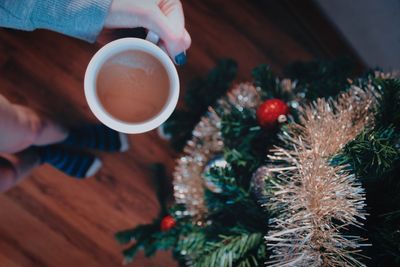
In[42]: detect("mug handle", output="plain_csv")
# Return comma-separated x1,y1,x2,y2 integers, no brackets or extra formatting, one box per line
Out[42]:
145,31,160,45
145,30,169,56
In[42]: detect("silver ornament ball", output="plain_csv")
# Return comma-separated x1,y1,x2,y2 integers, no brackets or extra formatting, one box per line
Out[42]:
202,155,229,193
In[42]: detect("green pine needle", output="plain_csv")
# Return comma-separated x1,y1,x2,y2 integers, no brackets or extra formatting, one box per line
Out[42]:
252,64,289,100
284,58,353,100
192,231,264,267
335,127,400,179
163,59,238,151
374,78,400,129
220,105,275,187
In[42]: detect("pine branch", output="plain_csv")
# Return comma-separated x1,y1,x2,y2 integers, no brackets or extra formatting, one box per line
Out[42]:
176,230,207,261
334,127,400,178
163,59,237,151
284,58,354,100
220,106,260,144
185,59,238,113
203,166,268,232
203,166,250,207
374,78,400,129
191,231,264,267
115,221,161,262
361,165,400,265
331,78,400,265
220,105,275,187
252,64,289,100
115,205,192,263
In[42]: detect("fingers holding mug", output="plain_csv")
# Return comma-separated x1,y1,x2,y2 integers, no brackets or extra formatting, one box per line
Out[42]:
104,0,191,65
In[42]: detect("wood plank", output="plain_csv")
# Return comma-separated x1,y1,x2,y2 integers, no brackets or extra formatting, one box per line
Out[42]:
0,195,102,267
0,1,361,266
0,252,21,267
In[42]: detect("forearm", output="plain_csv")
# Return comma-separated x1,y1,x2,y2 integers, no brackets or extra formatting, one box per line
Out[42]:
0,0,113,42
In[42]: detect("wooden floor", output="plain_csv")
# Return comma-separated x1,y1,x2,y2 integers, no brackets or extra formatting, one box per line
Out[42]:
0,1,361,267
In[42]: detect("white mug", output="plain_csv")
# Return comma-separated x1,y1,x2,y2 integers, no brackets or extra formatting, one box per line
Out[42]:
84,37,179,134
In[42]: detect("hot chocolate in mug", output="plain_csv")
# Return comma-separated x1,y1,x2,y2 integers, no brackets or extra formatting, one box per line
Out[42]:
84,34,179,134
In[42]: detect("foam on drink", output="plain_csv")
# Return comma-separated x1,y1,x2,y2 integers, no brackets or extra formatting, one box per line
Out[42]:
96,50,170,123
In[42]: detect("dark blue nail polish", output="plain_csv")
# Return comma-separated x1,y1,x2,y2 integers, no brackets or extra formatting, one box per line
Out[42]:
174,52,187,65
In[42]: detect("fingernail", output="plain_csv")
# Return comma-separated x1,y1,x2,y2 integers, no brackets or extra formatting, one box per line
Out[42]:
174,52,187,65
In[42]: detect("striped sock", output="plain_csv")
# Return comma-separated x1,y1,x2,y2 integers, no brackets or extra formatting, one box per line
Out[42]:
61,125,129,152
35,145,102,179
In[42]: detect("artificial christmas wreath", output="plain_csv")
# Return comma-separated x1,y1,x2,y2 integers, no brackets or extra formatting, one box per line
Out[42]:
116,59,400,267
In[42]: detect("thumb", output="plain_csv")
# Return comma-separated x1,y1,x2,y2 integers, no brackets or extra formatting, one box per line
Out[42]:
144,8,190,65
158,28,191,65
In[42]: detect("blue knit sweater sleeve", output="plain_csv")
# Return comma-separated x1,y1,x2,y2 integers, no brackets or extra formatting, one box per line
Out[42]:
0,0,113,42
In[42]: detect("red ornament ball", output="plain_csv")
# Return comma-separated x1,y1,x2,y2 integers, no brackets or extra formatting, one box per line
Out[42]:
160,215,176,231
256,99,289,129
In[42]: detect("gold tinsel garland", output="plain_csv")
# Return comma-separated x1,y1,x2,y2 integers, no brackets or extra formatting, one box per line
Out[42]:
263,85,376,267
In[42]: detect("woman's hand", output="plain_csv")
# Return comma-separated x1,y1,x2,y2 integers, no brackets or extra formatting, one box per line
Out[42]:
105,0,191,65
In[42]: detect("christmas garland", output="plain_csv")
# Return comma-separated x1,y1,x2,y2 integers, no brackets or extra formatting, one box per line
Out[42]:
264,87,375,266
116,60,400,267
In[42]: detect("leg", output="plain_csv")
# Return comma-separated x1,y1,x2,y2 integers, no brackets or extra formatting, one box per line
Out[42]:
35,145,102,179
61,124,129,152
0,149,40,192
0,94,68,153
0,145,102,192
